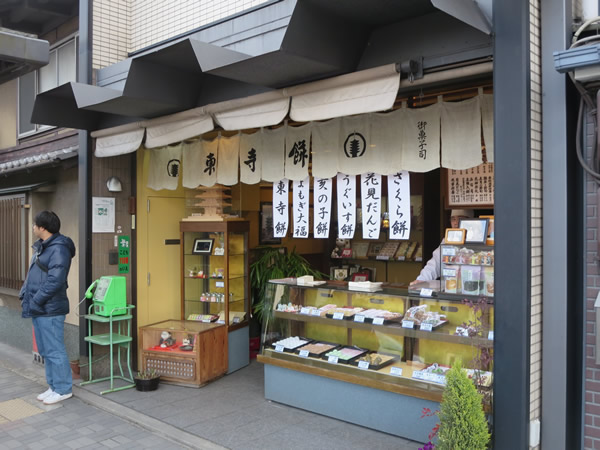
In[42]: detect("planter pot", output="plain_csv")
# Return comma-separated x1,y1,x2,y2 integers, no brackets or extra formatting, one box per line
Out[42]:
134,377,160,392
70,360,80,379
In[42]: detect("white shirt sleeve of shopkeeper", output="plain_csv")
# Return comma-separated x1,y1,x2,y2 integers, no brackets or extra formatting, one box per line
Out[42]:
416,242,442,281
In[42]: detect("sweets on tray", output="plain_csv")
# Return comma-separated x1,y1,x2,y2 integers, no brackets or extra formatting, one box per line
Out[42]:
360,309,403,321
403,305,446,326
272,336,310,350
276,302,301,312
296,342,337,356
326,307,364,318
356,353,395,366
324,347,365,360
187,314,218,322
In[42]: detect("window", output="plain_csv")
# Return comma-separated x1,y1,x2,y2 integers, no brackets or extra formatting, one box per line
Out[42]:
0,195,27,291
18,36,78,137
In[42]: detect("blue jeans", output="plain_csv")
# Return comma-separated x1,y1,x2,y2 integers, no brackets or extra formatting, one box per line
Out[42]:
32,315,72,395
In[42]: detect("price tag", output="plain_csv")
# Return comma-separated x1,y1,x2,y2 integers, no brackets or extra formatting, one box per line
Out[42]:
373,317,385,325
299,350,309,358
311,309,321,316
402,320,414,329
300,307,311,315
420,323,433,332
358,361,370,370
488,331,494,340
397,255,406,261
412,370,424,380
328,355,339,364
441,246,456,256
415,257,422,262
442,269,457,277
420,288,433,297
332,312,344,320
390,366,403,376
232,317,241,324
434,375,447,385
275,345,284,353
216,320,225,324
354,315,365,323
376,255,389,261
216,281,225,288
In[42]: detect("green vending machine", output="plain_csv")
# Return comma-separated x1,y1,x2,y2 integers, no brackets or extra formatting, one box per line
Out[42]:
85,276,127,316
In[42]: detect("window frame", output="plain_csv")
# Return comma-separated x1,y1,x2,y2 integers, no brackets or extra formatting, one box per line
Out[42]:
17,33,79,138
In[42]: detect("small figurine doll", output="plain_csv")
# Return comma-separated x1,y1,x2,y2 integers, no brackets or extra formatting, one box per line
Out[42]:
159,331,176,348
180,334,194,351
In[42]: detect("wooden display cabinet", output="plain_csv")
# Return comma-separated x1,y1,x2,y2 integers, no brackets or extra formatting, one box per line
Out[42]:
140,320,227,387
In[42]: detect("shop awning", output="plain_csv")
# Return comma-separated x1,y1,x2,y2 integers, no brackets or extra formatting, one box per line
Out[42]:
288,64,400,121
94,125,145,157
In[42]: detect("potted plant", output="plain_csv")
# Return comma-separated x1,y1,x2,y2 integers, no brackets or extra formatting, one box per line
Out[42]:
250,247,326,323
436,360,490,449
134,368,160,392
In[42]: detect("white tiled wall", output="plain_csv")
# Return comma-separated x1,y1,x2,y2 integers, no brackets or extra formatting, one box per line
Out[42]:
529,1,542,448
93,0,269,69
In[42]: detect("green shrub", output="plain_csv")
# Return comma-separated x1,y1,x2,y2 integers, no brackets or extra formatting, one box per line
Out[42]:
437,360,490,450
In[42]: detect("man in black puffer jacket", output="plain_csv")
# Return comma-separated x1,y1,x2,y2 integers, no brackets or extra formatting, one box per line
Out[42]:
20,211,76,405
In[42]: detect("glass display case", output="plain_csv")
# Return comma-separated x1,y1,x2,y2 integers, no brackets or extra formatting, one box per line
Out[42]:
259,280,493,405
140,319,227,387
440,243,494,297
180,220,249,328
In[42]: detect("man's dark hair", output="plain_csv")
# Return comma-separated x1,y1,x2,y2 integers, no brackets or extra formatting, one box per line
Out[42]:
34,211,61,234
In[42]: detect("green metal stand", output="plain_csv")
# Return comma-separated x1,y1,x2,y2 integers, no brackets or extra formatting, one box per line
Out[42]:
80,304,135,394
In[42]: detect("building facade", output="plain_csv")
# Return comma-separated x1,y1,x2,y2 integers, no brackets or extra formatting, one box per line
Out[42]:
4,0,595,447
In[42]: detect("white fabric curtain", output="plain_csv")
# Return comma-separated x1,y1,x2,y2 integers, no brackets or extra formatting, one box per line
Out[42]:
182,140,203,188
370,109,404,175
145,114,213,149
401,103,441,172
217,133,240,186
147,143,182,191
184,138,219,188
212,97,290,131
338,115,371,175
284,123,311,181
311,119,340,178
441,96,483,169
239,130,262,185
261,126,286,182
289,65,400,122
480,93,494,163
95,128,144,157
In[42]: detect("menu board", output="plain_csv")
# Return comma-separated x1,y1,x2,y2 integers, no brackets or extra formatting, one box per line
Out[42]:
447,163,494,207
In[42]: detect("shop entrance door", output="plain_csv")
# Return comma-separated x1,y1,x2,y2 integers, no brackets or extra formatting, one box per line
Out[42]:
146,196,185,325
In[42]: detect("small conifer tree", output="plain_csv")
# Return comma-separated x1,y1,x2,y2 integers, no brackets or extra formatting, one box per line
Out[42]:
437,360,490,450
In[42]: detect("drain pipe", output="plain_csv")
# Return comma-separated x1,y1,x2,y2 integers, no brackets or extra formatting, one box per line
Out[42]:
78,0,92,357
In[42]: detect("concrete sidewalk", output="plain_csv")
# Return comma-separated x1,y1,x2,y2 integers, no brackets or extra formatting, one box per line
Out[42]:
0,342,422,449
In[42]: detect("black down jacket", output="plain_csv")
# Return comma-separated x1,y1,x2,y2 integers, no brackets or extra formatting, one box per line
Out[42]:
20,233,76,318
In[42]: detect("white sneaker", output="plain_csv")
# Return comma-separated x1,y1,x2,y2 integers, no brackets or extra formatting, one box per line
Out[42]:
36,388,54,401
43,391,73,405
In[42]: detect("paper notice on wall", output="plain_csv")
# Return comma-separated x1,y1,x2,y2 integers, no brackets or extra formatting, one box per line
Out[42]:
361,173,381,239
272,179,289,238
313,177,332,238
292,177,310,238
336,173,356,239
92,197,115,233
387,171,411,239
